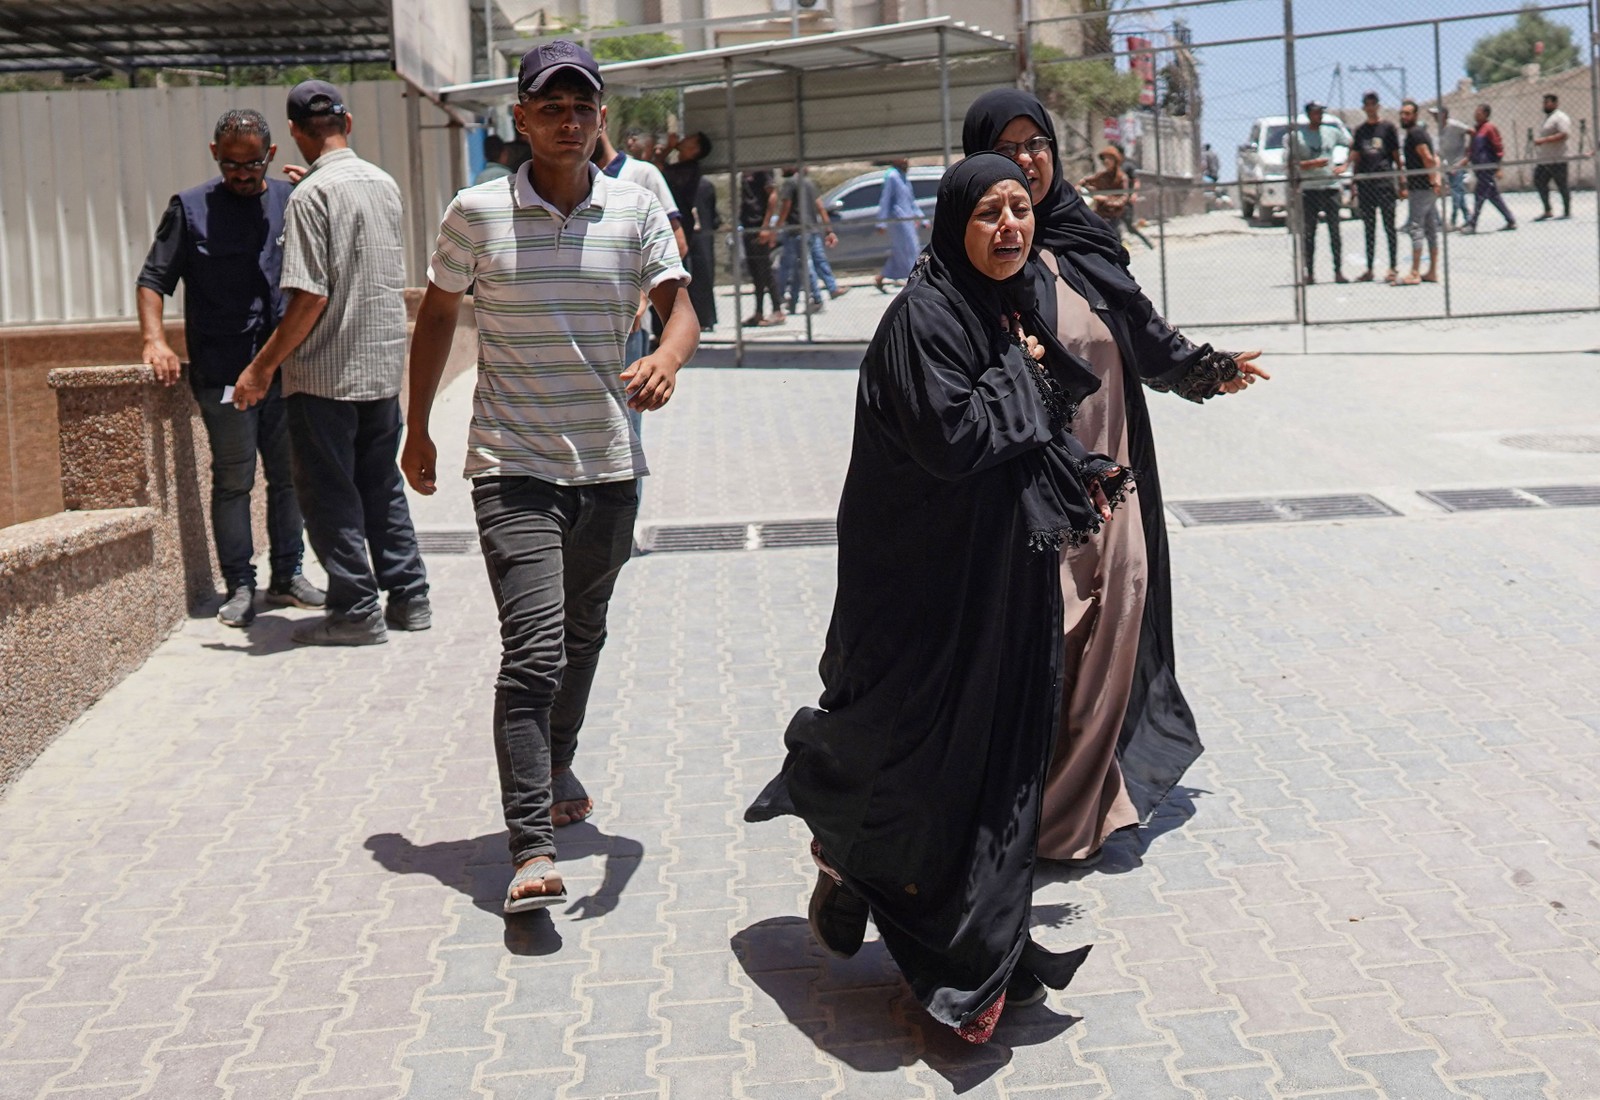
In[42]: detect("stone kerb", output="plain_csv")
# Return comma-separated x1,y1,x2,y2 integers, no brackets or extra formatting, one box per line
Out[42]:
0,365,257,790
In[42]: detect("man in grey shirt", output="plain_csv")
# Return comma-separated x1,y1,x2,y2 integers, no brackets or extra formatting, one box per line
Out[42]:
1429,106,1473,227
1533,93,1572,220
1287,100,1347,284
233,80,429,646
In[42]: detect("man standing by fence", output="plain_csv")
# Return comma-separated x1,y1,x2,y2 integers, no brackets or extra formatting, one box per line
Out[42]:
1533,93,1572,221
1289,101,1347,284
1352,91,1402,284
232,80,430,646
1398,99,1441,286
137,109,324,628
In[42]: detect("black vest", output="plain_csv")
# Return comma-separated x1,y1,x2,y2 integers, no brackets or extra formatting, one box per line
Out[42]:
176,177,291,386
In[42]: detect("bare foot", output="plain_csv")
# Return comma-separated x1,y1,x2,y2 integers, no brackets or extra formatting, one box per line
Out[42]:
509,856,563,903
551,767,593,827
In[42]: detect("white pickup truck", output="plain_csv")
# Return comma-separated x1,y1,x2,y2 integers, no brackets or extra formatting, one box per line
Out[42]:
1236,115,1352,224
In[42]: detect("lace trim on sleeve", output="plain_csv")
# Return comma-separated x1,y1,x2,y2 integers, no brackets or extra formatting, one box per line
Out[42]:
1147,347,1240,403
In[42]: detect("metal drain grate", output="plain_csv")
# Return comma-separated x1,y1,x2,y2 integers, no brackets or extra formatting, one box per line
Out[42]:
759,519,837,548
1420,488,1544,512
647,524,751,553
1501,433,1600,454
1167,494,1398,527
1524,485,1600,508
415,529,479,555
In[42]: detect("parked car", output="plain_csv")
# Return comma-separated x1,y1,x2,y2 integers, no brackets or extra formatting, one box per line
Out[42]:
1236,115,1352,225
818,165,944,272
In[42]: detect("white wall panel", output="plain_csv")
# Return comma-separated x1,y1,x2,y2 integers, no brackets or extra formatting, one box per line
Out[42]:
0,81,466,324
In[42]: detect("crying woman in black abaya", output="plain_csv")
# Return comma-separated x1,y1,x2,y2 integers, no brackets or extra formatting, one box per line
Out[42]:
744,152,1128,1046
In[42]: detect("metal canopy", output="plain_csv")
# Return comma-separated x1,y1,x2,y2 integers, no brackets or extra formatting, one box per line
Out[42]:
437,17,1014,109
0,0,393,72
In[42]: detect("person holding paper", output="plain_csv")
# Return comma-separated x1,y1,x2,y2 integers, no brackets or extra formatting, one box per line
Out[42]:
137,108,323,628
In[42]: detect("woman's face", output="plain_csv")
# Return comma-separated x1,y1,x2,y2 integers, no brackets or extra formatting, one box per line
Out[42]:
995,115,1054,205
964,179,1034,281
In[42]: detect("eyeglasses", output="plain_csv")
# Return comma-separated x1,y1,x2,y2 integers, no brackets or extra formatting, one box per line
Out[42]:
218,158,269,172
994,135,1051,159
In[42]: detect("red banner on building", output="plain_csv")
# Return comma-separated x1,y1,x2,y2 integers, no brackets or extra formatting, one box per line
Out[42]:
1128,36,1156,108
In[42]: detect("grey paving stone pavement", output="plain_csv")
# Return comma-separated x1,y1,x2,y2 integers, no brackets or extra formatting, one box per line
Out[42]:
3,317,1599,1098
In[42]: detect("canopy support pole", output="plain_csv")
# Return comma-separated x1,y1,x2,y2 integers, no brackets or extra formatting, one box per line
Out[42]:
939,25,952,166
726,56,745,367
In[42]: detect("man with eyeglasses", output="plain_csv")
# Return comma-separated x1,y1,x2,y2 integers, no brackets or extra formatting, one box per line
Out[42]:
137,108,324,628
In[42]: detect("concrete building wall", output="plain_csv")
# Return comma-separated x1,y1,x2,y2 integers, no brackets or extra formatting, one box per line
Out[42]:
0,80,462,327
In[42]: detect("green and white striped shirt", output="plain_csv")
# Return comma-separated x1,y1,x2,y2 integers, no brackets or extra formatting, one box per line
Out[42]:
428,163,687,485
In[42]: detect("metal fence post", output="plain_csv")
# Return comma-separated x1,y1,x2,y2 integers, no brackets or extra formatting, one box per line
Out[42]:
793,71,813,343
725,56,744,367
1433,20,1453,318
1152,44,1171,321
1283,0,1304,324
1590,0,1600,308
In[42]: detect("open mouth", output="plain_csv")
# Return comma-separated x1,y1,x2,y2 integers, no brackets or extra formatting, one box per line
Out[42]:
994,243,1023,260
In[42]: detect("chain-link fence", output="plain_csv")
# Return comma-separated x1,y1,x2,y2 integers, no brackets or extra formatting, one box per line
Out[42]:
675,0,1597,349
1032,0,1600,329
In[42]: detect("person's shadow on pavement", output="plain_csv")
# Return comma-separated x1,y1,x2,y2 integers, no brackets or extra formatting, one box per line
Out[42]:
198,609,302,657
1034,784,1205,886
730,916,1080,1093
364,826,644,956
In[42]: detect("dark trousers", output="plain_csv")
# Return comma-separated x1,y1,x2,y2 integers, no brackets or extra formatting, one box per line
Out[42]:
1357,182,1398,271
1469,168,1516,228
194,377,303,590
1534,162,1570,216
743,234,780,316
1301,188,1343,276
472,475,638,864
284,393,427,620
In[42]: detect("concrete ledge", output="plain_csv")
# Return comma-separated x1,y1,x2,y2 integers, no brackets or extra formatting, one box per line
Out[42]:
0,507,166,789
0,507,156,578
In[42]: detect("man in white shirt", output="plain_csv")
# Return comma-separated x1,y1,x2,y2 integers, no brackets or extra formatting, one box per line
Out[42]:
592,125,689,383
1533,93,1572,221
402,41,697,914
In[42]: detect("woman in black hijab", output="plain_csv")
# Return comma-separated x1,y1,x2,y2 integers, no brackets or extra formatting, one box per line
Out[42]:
963,90,1269,864
746,153,1130,1043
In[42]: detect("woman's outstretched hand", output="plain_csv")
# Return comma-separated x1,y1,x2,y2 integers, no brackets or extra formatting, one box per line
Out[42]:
1218,350,1270,394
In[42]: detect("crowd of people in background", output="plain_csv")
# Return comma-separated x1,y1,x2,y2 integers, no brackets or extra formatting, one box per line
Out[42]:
1290,90,1574,285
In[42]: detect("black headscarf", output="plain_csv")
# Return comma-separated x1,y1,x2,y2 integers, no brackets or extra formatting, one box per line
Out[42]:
916,153,1038,349
962,88,1142,309
907,152,1124,550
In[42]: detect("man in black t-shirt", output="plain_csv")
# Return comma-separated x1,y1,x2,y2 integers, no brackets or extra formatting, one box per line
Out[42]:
1351,91,1402,283
1397,99,1441,285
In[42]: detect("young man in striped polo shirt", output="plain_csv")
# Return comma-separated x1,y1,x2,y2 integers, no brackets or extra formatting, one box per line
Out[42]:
402,41,697,914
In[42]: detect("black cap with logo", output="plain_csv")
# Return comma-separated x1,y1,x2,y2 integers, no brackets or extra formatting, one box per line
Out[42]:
517,39,603,98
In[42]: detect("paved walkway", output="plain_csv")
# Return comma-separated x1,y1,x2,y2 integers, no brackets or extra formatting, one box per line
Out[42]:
3,323,1600,1098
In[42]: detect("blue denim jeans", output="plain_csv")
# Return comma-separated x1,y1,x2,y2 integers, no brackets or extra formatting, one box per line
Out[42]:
284,393,428,619
1446,170,1469,224
779,230,838,309
194,377,303,590
472,475,639,864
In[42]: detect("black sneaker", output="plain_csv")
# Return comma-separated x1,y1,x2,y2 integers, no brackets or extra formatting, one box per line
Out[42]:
385,595,432,631
807,870,869,959
217,585,255,628
292,614,387,647
264,574,325,609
